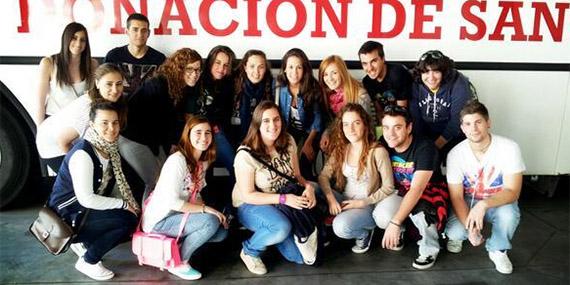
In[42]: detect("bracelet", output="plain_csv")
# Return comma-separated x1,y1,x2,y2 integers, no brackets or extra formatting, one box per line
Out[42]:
279,194,287,204
389,220,401,227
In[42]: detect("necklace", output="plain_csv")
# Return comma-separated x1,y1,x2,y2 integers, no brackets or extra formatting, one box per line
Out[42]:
470,135,492,160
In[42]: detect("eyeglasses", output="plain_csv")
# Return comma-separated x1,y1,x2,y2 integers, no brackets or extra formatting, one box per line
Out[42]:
384,105,408,114
419,50,444,62
184,67,202,76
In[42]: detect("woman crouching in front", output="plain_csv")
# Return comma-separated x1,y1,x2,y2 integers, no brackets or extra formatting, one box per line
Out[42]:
233,100,317,275
141,115,228,280
47,100,139,281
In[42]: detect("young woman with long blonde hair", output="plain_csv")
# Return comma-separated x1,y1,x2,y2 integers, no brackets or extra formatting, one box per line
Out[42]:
318,55,371,153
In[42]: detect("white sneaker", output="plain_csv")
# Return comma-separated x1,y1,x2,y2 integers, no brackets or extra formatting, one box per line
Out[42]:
70,243,87,257
240,249,267,275
294,229,318,265
447,240,463,253
488,250,513,274
75,257,114,280
352,229,374,254
412,253,438,270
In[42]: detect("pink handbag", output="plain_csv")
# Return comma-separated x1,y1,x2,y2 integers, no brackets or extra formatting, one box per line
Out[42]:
132,168,202,270
131,212,189,270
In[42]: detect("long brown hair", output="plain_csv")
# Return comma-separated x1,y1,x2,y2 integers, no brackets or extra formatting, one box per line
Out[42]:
234,49,273,102
156,48,202,106
276,48,322,112
177,115,216,181
204,45,236,82
319,55,363,117
329,103,377,184
52,22,93,88
242,100,290,160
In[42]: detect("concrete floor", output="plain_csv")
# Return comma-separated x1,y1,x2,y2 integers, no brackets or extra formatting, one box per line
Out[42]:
1,180,568,284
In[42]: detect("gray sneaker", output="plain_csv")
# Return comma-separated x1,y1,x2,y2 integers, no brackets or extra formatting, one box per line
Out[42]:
447,240,463,253
389,231,405,251
352,229,375,254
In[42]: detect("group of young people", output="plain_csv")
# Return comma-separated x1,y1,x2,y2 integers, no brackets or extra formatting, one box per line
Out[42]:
36,13,525,281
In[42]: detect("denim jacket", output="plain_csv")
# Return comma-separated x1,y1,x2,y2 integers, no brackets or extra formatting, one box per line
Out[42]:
275,85,322,134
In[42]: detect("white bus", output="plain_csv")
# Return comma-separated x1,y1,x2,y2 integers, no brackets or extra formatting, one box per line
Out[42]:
1,0,569,207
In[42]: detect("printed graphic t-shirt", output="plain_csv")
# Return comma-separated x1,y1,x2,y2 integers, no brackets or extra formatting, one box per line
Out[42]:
381,136,443,196
446,134,525,200
232,135,297,207
362,63,412,108
104,45,166,95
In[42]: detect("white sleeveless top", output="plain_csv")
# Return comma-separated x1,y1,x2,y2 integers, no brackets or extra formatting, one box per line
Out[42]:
45,67,88,115
342,162,370,200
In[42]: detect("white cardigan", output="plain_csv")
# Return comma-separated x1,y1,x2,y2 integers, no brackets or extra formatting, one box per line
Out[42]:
142,151,207,232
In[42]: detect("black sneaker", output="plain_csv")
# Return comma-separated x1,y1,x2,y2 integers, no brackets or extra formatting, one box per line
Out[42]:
412,254,437,269
390,231,405,251
352,229,374,254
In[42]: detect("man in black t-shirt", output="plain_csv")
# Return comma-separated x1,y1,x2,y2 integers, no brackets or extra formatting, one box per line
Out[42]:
104,13,166,95
374,105,448,270
358,41,412,124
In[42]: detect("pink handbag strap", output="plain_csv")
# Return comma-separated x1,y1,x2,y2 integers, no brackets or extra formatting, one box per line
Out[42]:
174,163,203,242
137,163,204,240
175,212,190,243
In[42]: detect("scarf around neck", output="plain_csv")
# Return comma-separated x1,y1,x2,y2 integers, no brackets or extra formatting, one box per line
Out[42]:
84,127,140,213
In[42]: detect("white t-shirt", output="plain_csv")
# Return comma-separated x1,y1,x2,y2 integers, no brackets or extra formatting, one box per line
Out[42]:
232,135,297,207
342,162,370,200
289,106,304,130
446,134,525,201
142,152,208,232
36,95,92,158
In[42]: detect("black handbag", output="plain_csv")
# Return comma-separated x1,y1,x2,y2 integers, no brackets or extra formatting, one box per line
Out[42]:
238,149,317,240
29,205,89,255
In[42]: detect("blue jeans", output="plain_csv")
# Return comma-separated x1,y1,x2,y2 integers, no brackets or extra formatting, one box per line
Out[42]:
238,204,303,264
74,209,138,264
214,130,235,177
326,190,376,240
152,213,228,261
445,199,520,252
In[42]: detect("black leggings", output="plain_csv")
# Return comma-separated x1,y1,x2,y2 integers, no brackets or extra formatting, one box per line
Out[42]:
288,127,320,181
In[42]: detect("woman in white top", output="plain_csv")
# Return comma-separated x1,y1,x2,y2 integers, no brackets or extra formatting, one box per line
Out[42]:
318,103,395,254
36,22,98,124
142,115,228,281
36,63,124,172
233,100,317,275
